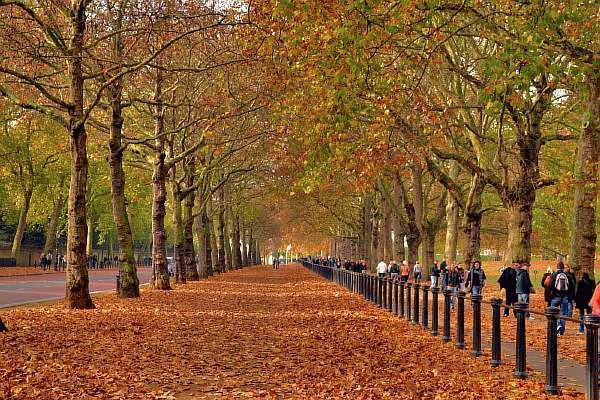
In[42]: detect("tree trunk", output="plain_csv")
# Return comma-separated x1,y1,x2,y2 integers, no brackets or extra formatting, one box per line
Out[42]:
107,18,139,297
11,188,32,259
361,194,373,269
194,191,209,278
183,162,198,281
241,225,248,267
65,8,93,308
231,212,242,269
207,196,220,273
382,198,392,260
44,182,66,254
215,188,226,271
223,206,233,271
150,71,171,290
422,226,436,274
462,174,485,266
248,228,254,264
444,161,459,264
170,157,186,284
505,200,534,264
86,214,94,256
570,73,600,278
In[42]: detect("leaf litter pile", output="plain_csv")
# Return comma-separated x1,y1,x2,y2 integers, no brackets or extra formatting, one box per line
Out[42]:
0,265,583,399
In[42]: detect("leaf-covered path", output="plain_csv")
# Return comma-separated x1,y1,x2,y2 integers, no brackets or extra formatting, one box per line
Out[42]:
0,265,583,399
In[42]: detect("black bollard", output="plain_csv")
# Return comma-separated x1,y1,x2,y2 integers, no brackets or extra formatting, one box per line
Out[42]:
393,280,399,314
513,302,528,379
387,279,393,312
406,283,412,321
379,277,384,308
422,285,429,329
442,289,451,342
456,291,466,349
413,283,420,325
399,281,405,318
544,307,561,395
431,286,440,336
471,293,483,357
585,314,600,400
490,298,502,367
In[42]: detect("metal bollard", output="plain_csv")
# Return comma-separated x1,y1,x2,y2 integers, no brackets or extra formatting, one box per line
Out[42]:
413,283,420,325
379,277,384,307
399,281,405,318
442,289,451,342
490,298,502,367
544,307,561,395
406,283,412,321
431,287,440,336
456,291,466,349
422,285,429,329
393,280,399,314
387,279,393,312
471,293,483,356
585,314,600,400
382,277,387,309
513,302,528,379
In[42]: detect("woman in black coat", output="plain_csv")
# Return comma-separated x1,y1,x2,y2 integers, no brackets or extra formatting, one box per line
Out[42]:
575,272,596,334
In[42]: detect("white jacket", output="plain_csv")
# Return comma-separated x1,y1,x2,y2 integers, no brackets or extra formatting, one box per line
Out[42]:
377,261,388,274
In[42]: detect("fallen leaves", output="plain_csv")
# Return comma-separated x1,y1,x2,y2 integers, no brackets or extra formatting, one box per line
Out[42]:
0,265,585,399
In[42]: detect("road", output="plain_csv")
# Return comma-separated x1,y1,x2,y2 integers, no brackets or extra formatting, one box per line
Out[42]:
0,267,153,308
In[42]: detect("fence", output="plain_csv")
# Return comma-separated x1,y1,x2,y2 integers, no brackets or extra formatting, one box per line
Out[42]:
301,260,600,400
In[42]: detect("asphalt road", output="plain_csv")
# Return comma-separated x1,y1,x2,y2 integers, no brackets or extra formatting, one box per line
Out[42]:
0,267,152,308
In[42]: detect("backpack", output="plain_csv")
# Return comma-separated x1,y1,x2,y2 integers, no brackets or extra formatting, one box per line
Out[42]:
555,272,569,292
390,264,399,274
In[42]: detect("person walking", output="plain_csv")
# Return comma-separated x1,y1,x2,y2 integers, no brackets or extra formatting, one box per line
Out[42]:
440,258,448,290
516,262,534,319
575,272,596,334
377,259,388,278
465,261,486,295
446,264,461,309
400,261,410,283
549,261,576,335
413,261,423,283
541,267,553,307
498,262,518,316
431,260,440,287
389,261,400,281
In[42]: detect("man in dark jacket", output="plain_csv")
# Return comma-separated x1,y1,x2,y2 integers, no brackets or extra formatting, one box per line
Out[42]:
498,262,518,316
516,262,534,319
575,272,596,334
549,261,577,335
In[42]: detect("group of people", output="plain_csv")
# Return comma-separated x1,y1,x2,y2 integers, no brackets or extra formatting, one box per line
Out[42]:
500,260,600,335
38,251,65,271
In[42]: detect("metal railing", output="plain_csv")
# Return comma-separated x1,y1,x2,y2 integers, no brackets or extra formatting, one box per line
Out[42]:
302,260,600,399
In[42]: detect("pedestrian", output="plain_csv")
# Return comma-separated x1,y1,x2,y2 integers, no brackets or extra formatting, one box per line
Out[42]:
516,262,534,319
376,259,388,278
456,263,466,292
541,267,553,306
389,260,400,281
575,272,596,335
446,264,461,309
40,253,46,271
400,261,410,282
590,282,600,316
440,258,448,290
465,260,486,295
498,261,518,316
413,261,422,282
431,260,440,287
549,261,576,336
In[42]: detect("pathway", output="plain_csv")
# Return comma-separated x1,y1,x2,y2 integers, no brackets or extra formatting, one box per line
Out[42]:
0,265,584,399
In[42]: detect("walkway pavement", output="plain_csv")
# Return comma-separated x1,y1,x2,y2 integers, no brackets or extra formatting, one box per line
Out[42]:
0,267,152,308
0,265,585,399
